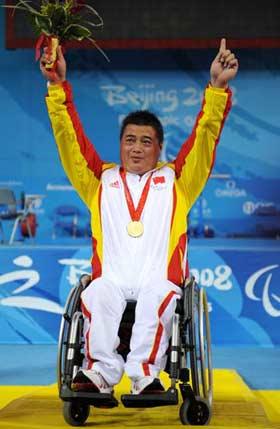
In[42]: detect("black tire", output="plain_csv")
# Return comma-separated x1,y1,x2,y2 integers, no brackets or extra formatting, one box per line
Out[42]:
188,282,200,396
198,288,213,406
63,401,90,426
57,286,77,390
179,398,211,426
186,281,213,406
57,283,84,390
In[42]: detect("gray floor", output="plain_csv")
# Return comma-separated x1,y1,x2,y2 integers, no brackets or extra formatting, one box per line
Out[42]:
0,345,279,390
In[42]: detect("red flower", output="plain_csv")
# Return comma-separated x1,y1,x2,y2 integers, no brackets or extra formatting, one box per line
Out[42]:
70,0,85,14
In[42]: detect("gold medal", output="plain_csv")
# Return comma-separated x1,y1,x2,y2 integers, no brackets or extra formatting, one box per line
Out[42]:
127,221,144,237
120,168,152,239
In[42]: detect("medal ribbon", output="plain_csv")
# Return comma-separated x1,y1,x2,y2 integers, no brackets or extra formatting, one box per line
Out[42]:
119,169,153,222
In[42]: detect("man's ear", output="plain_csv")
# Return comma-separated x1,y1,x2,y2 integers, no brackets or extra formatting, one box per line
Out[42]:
159,142,163,151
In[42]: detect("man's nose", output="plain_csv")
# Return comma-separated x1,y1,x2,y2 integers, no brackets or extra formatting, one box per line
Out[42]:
132,141,142,152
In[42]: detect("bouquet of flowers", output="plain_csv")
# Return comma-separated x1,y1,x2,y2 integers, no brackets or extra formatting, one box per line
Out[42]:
4,0,109,68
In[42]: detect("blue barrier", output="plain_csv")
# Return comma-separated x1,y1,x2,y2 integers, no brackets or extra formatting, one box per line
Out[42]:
0,241,279,346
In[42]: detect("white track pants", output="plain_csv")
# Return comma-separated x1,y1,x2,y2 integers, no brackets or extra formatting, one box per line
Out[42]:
80,277,182,386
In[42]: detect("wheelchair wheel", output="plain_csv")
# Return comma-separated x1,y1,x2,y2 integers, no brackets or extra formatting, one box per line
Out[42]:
57,282,85,390
198,288,213,405
188,282,213,406
179,398,211,425
63,401,90,426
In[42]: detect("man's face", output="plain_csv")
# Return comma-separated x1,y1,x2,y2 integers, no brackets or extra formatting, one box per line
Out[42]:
120,124,162,175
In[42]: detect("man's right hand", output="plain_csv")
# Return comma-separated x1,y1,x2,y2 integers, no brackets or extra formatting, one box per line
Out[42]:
40,45,66,84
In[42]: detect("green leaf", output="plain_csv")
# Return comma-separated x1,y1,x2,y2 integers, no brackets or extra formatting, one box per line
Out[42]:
50,6,67,30
2,5,28,11
2,0,108,62
34,14,51,35
63,0,73,11
15,0,44,17
78,2,103,22
1,4,29,17
63,23,91,40
84,20,103,29
87,37,110,63
2,1,44,17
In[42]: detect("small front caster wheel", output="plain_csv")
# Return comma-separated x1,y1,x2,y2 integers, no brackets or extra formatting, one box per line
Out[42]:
179,398,211,425
63,401,90,426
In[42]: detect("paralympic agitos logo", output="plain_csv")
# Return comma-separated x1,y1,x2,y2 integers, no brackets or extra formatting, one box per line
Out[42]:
245,265,280,317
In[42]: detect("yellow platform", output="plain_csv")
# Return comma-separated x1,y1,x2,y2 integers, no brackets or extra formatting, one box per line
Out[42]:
0,370,279,429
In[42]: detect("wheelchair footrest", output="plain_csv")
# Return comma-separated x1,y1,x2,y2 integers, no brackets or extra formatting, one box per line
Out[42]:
60,384,118,408
121,387,178,408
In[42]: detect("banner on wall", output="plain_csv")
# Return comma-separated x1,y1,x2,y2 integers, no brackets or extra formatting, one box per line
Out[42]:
1,50,280,242
0,245,279,345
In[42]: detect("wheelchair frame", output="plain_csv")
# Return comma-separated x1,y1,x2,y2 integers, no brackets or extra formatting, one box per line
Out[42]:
57,275,213,426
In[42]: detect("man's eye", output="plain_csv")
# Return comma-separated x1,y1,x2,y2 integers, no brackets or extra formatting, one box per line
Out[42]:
143,140,152,145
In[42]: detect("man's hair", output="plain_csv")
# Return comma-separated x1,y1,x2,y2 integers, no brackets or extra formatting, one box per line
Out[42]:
120,110,164,144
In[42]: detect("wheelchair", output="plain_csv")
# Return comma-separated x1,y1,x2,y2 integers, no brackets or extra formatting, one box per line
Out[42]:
57,275,213,426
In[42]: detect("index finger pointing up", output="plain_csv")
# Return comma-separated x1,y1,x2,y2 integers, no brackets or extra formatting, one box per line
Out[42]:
219,38,226,52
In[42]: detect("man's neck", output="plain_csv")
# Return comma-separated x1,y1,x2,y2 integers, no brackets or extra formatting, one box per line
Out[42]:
123,164,161,177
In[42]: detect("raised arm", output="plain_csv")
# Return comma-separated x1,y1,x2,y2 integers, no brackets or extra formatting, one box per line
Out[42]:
40,47,111,207
173,39,238,208
210,38,239,89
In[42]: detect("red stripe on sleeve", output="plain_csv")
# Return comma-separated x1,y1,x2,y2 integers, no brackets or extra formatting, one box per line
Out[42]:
207,87,232,179
169,185,177,232
62,81,104,179
173,100,206,179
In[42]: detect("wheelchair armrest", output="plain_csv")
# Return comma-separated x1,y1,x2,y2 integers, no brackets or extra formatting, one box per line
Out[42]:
183,276,195,289
125,300,136,311
80,274,92,289
175,298,184,315
176,276,197,319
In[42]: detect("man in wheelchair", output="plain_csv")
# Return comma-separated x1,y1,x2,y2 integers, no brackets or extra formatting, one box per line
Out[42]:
40,38,238,414
72,273,181,395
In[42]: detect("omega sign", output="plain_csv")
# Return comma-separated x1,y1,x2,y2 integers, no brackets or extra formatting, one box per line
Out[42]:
215,180,247,198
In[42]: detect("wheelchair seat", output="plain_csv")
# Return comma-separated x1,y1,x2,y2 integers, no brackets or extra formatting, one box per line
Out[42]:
57,274,213,426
